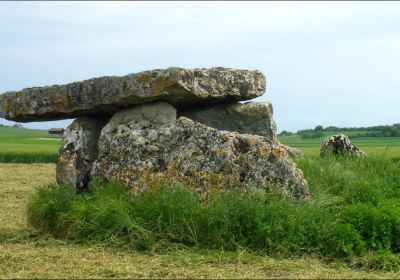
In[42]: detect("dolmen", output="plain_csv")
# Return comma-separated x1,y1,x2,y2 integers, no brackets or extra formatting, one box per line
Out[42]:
0,67,309,199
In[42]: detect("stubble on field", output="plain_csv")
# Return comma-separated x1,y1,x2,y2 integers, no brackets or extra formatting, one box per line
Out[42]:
0,163,55,233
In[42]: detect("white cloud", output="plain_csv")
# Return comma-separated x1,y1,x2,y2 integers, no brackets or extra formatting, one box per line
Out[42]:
1,1,400,131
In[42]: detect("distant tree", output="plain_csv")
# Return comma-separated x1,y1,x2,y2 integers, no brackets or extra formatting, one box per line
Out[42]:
390,127,400,137
278,130,293,136
297,129,313,135
325,126,339,131
314,125,324,131
301,131,324,139
13,123,23,128
299,123,399,138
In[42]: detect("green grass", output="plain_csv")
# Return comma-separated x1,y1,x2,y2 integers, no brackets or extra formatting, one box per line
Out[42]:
0,126,60,163
27,156,400,270
0,152,58,163
279,133,400,158
1,126,399,163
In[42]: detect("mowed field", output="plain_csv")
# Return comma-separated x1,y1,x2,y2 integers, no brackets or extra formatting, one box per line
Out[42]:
1,126,400,278
1,163,400,278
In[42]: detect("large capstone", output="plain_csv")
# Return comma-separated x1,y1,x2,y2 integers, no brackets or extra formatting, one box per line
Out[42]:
179,102,276,139
320,134,367,158
0,67,265,122
92,103,309,200
56,116,110,189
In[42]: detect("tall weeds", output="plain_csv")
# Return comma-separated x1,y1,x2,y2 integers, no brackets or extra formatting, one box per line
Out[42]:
27,156,400,267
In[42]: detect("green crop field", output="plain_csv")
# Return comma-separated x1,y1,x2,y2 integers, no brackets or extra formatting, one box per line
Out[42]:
1,126,399,162
279,132,400,158
0,126,61,163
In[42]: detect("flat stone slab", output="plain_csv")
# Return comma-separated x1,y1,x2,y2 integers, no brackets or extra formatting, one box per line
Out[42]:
0,67,265,122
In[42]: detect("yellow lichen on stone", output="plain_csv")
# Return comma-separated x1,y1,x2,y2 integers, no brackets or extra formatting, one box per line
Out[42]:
257,145,270,158
153,76,168,94
4,99,14,115
271,145,288,158
52,95,70,110
136,74,151,84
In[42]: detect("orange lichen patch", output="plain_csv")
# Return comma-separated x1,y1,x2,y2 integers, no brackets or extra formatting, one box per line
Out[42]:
58,156,73,169
107,160,246,202
153,76,168,94
257,145,271,158
241,135,259,146
67,123,79,132
271,145,288,158
216,147,233,159
136,74,151,84
56,156,75,184
4,99,14,114
52,95,70,110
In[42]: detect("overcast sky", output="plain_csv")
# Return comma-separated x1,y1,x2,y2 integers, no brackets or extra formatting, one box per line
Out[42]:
1,1,399,132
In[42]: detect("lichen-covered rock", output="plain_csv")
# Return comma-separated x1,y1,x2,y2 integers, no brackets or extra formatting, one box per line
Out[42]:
320,134,367,158
0,67,265,122
92,104,309,200
179,102,276,139
284,146,304,159
98,102,177,153
56,116,110,189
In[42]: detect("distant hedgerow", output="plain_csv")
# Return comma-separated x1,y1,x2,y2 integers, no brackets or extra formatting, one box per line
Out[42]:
0,152,57,163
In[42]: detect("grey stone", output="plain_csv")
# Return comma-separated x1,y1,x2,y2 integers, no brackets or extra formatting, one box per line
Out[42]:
56,116,110,189
284,146,304,159
92,103,309,200
320,134,367,158
0,67,265,122
179,102,276,139
98,101,177,154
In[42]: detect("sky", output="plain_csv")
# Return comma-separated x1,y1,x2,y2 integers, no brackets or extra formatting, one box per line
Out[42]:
0,1,399,133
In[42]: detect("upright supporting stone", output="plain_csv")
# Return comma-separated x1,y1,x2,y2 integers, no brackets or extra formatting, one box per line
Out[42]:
56,116,110,189
179,102,277,139
92,102,310,200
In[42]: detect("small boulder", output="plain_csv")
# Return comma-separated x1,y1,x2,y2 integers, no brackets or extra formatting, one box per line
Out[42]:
320,134,367,158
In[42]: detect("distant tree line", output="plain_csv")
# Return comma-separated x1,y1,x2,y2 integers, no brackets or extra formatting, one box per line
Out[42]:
278,123,400,139
0,123,24,128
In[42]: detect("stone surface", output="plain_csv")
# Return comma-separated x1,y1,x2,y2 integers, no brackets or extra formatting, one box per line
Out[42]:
0,67,265,122
98,101,177,153
92,104,309,200
56,116,110,189
179,102,276,139
320,134,367,158
284,146,304,159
